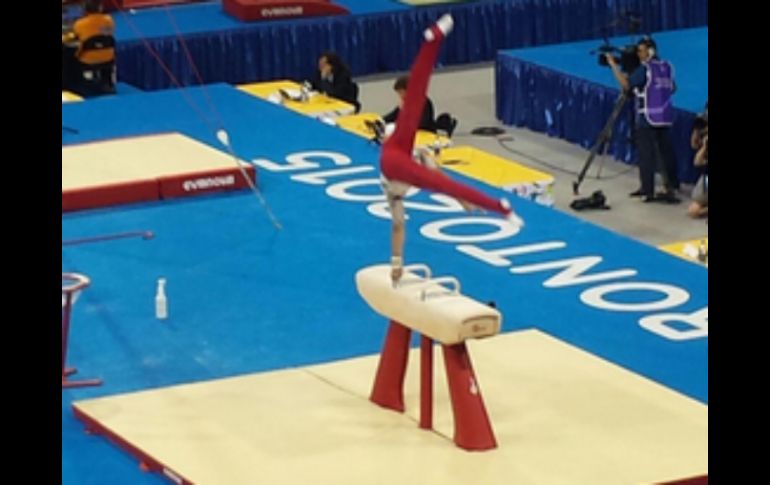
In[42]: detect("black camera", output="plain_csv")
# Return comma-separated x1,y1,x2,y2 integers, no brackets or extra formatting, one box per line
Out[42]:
364,118,386,145
593,10,644,74
597,44,640,74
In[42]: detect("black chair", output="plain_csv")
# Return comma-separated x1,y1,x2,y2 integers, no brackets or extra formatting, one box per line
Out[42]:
76,34,117,97
435,112,458,138
350,81,361,114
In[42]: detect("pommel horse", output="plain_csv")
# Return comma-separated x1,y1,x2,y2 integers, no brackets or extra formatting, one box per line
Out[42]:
355,263,501,451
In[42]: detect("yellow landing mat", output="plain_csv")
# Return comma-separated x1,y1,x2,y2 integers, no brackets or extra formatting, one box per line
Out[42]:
438,146,553,189
237,80,355,117
333,111,380,138
659,237,709,267
62,90,82,103
335,112,452,148
73,330,706,485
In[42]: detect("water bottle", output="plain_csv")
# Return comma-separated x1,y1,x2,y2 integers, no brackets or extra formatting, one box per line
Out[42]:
155,278,168,320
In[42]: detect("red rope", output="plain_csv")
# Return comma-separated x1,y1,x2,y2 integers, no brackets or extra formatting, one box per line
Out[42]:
93,1,282,229
162,6,227,128
106,0,224,134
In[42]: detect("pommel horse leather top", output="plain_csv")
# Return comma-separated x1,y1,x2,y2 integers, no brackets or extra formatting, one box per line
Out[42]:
355,264,501,345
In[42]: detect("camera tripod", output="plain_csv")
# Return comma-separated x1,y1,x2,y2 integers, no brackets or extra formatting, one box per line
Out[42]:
572,91,628,195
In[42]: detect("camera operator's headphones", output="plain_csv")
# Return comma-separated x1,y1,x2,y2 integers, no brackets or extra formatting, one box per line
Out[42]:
638,37,657,58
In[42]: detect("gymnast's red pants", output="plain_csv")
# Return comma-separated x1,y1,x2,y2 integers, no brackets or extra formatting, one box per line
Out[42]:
380,24,509,216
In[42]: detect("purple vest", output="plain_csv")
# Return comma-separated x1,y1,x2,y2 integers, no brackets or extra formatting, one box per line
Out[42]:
635,59,674,126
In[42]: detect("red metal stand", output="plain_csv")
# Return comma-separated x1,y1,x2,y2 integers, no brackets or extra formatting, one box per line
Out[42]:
62,273,102,389
370,319,496,450
419,335,433,430
370,321,411,412
442,342,496,450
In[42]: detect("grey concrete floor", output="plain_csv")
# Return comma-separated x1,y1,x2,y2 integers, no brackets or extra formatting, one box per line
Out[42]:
357,62,708,247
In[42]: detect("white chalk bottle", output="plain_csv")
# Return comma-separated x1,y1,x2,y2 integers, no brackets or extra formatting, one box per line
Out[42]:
155,278,168,320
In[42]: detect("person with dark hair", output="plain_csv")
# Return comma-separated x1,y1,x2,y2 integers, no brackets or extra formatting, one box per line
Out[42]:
308,51,360,110
62,0,116,96
380,14,524,283
383,75,436,132
607,37,680,203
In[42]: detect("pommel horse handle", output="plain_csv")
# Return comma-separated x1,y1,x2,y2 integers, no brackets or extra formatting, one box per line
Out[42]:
402,263,431,278
395,264,432,288
419,276,461,301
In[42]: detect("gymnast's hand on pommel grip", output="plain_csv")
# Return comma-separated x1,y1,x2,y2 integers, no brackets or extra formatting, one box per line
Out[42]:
390,256,403,286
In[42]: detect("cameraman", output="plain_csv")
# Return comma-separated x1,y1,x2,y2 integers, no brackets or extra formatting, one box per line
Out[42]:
687,103,708,218
606,37,679,203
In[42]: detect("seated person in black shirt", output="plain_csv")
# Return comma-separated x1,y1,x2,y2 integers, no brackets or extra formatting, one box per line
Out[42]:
382,75,436,132
308,51,360,110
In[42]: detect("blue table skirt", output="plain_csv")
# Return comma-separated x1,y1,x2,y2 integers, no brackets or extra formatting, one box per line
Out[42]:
115,0,708,90
495,53,701,184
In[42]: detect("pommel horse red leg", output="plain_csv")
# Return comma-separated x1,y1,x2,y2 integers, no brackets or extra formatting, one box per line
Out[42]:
370,320,497,451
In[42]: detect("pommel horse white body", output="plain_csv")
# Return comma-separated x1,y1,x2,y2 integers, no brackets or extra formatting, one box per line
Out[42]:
356,263,500,451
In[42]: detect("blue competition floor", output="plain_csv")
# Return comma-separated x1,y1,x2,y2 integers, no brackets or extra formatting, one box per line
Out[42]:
114,0,408,40
62,84,707,484
500,27,708,113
